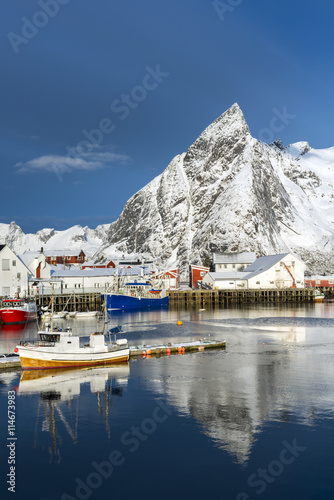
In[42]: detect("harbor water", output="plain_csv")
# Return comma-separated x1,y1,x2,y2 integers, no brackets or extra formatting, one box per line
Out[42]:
1,303,334,500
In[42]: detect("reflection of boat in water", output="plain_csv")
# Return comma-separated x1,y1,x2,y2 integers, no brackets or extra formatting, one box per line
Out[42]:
1,323,27,333
18,365,129,462
18,364,130,397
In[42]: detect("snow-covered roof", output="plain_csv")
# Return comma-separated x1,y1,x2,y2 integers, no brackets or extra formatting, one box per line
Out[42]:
205,272,249,281
306,275,334,280
213,252,257,264
19,251,42,267
50,266,153,278
44,249,84,257
243,254,289,279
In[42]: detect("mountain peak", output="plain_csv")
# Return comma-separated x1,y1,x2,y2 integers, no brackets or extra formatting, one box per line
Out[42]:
202,102,250,139
182,103,250,170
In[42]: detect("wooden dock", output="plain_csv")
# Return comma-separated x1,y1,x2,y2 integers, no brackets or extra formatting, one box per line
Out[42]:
129,339,226,357
34,292,103,314
168,288,315,308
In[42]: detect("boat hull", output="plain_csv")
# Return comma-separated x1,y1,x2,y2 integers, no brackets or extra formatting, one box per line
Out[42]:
0,309,38,324
18,348,129,370
102,293,169,311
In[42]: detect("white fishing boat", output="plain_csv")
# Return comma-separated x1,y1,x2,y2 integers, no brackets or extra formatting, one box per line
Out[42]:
14,296,129,370
42,310,67,320
15,326,129,370
71,311,99,318
315,290,325,303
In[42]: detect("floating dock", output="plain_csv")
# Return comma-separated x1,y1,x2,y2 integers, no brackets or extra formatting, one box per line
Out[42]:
0,356,21,370
129,339,226,358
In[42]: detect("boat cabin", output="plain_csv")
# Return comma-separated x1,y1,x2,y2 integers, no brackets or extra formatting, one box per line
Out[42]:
2,299,23,308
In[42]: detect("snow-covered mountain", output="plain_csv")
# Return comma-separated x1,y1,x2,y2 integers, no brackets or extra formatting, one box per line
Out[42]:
100,103,334,274
0,222,109,258
2,103,334,274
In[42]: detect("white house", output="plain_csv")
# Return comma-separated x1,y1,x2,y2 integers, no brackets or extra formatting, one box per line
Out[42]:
0,245,32,297
203,272,249,289
19,251,52,279
203,253,304,290
244,253,304,289
212,252,257,272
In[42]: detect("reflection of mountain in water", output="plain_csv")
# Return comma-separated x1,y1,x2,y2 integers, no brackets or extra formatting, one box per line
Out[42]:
145,327,334,464
18,365,129,462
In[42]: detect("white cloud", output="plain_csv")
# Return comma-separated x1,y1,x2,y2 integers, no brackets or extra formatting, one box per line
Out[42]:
14,146,131,177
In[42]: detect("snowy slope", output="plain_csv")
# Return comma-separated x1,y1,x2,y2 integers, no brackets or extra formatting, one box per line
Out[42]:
0,222,109,258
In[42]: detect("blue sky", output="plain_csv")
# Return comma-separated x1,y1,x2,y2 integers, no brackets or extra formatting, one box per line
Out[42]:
1,0,334,233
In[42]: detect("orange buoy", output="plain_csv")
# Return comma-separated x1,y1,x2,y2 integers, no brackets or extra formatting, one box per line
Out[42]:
146,349,152,355
177,320,183,326
178,347,182,354
167,348,171,355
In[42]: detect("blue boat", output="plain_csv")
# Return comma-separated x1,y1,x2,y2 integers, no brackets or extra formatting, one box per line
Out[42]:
102,282,169,311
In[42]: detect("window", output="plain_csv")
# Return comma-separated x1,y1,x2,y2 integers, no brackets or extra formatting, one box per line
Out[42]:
316,280,320,285
232,264,236,268
2,259,10,271
224,264,227,269
12,260,16,266
270,281,274,284
17,273,21,280
329,280,333,285
200,271,206,277
256,281,260,284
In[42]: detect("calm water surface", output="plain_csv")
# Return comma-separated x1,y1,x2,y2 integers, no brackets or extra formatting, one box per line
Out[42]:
1,303,334,500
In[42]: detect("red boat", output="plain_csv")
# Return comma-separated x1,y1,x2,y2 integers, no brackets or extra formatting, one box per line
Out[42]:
0,298,38,324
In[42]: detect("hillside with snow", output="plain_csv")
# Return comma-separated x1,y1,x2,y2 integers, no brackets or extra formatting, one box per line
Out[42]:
0,222,109,258
2,103,334,275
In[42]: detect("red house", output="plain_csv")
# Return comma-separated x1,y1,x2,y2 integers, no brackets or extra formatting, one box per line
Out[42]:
45,250,86,265
82,259,115,269
189,265,210,288
305,276,334,288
